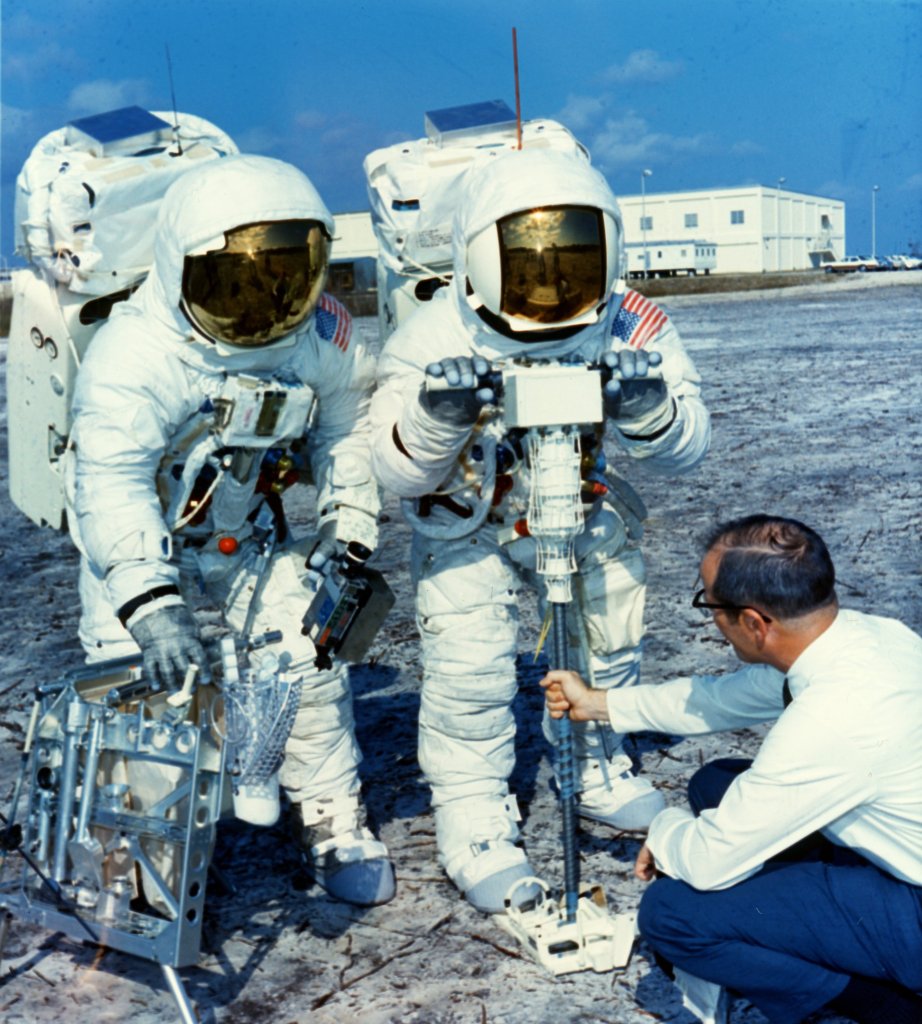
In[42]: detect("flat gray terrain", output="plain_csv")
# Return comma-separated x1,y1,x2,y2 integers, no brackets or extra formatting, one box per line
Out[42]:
0,271,919,1023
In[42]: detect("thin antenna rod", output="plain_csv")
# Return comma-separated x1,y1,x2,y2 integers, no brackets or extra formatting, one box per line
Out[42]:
512,27,522,150
165,43,183,155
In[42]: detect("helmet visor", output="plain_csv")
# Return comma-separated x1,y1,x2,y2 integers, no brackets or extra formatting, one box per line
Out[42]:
182,219,330,347
497,205,606,325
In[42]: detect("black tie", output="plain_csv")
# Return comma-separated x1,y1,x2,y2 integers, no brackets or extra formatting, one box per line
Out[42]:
782,678,793,707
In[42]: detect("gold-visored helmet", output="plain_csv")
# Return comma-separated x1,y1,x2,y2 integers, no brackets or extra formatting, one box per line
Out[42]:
465,203,622,340
181,219,330,347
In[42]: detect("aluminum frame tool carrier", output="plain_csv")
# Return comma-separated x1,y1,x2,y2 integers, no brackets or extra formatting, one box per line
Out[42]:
0,655,227,1021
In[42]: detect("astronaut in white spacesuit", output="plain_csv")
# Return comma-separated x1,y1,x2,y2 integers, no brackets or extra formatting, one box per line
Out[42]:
370,149,710,913
67,154,394,906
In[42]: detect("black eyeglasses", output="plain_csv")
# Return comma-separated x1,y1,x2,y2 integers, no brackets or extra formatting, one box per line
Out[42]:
692,588,773,623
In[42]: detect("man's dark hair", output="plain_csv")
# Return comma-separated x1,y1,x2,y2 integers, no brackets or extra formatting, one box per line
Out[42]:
704,514,836,619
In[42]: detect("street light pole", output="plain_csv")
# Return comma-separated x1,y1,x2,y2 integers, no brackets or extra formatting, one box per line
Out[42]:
776,177,786,271
871,185,880,259
641,168,652,278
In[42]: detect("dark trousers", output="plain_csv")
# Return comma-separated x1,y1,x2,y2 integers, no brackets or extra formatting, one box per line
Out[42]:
637,759,922,1024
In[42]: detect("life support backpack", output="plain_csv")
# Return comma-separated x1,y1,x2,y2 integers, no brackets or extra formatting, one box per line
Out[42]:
7,106,238,529
363,100,587,341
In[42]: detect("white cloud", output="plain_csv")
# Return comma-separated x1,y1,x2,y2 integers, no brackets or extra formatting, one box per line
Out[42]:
234,125,285,155
294,110,328,131
585,111,714,170
283,112,389,210
1,103,33,135
901,172,922,191
730,140,765,156
2,12,82,79
319,123,361,148
598,49,683,84
556,94,608,133
66,79,151,115
4,40,84,81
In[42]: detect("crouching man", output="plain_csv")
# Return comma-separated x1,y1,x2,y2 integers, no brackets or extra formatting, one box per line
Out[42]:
542,514,922,1024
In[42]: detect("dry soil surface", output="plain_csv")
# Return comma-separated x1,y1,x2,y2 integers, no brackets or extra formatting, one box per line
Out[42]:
0,271,919,1023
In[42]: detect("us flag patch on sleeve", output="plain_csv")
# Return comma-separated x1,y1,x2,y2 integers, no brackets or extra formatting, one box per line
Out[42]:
611,290,669,349
315,293,352,351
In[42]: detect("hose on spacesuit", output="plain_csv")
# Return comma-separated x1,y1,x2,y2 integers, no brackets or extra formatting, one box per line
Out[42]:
399,433,499,540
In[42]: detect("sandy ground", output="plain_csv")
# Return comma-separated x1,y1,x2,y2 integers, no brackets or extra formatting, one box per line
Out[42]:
0,271,919,1023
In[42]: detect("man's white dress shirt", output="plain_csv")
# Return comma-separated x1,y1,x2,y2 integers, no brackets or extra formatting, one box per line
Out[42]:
606,609,922,890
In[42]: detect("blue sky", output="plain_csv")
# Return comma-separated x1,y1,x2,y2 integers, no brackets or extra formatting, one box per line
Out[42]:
3,0,921,262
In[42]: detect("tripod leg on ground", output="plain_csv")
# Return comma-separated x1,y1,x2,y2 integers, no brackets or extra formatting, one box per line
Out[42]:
162,963,209,1024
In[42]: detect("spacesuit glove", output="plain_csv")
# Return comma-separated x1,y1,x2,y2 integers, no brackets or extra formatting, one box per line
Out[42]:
126,604,210,692
601,349,670,422
419,356,496,427
305,523,345,592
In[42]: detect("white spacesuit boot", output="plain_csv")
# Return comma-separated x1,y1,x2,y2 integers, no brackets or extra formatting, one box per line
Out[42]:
568,545,665,831
291,792,395,907
551,641,665,831
575,738,665,831
435,793,539,914
218,540,395,907
283,675,395,907
544,704,663,831
415,538,543,913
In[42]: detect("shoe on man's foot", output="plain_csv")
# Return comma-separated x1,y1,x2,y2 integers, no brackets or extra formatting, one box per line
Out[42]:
437,795,543,914
292,794,395,906
577,758,665,831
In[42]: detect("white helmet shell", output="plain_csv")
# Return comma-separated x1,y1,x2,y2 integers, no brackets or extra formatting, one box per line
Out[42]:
127,154,335,359
453,150,625,340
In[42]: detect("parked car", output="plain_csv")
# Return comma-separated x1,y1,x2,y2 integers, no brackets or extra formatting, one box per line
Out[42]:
822,255,880,273
891,254,922,270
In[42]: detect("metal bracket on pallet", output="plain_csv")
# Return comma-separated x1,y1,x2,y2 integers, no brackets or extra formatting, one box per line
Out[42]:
497,876,636,975
0,655,227,1022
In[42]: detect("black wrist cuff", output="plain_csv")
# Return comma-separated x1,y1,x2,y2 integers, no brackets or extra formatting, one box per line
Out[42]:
118,585,181,628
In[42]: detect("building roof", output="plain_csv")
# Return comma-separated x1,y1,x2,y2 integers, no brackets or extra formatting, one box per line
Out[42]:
619,183,843,202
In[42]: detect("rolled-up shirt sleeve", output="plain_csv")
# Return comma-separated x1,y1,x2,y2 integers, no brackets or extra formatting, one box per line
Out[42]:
646,705,878,890
605,663,786,736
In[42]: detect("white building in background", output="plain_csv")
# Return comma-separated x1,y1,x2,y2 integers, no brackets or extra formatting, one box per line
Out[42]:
331,185,847,285
332,211,378,260
617,185,845,275
329,211,379,293
325,210,382,310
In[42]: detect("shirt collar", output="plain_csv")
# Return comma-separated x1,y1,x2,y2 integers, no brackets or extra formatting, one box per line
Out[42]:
784,609,843,699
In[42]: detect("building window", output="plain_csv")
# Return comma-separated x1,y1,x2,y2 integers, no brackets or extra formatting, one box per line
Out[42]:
640,216,653,231
821,214,831,228
730,210,745,225
684,213,698,228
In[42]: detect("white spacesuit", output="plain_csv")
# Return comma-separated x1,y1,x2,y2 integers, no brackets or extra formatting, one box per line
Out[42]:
66,154,394,906
370,149,710,912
